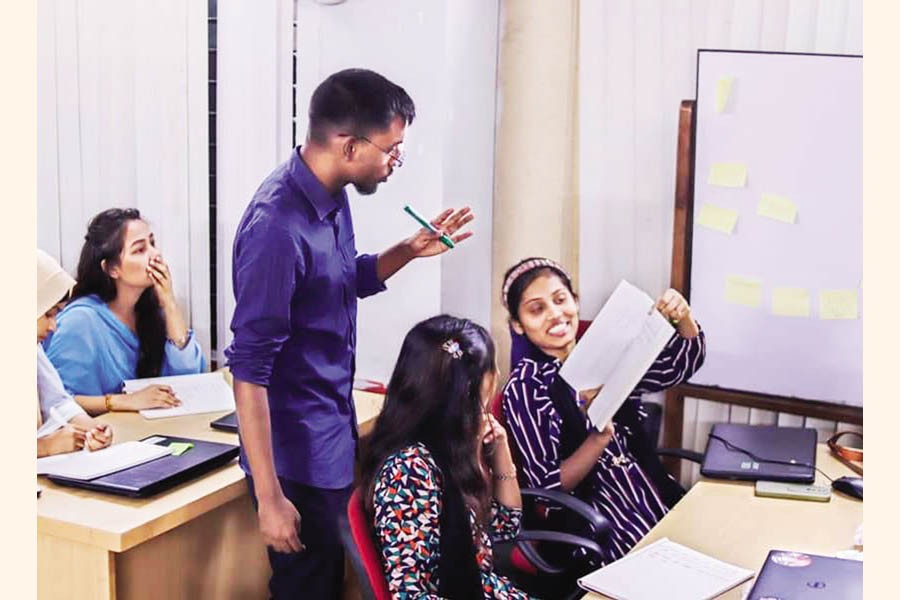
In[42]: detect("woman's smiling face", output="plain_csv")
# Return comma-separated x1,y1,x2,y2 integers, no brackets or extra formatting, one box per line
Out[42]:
512,272,579,360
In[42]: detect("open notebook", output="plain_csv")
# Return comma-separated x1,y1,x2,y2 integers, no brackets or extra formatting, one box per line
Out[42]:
36,441,171,481
578,538,753,600
558,280,674,428
123,372,235,419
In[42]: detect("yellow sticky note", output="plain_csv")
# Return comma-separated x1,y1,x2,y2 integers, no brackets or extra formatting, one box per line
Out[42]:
697,203,739,234
757,193,797,224
772,288,810,317
819,290,858,320
715,77,734,113
708,163,747,188
725,276,762,308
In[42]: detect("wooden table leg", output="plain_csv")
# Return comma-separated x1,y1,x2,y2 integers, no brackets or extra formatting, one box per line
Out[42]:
39,534,116,600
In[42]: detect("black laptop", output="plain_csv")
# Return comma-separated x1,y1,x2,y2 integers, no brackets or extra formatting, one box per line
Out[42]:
748,550,862,599
210,411,239,433
701,424,817,483
46,435,239,497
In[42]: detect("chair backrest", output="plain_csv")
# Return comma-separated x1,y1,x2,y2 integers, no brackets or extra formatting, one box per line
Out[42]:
339,488,392,600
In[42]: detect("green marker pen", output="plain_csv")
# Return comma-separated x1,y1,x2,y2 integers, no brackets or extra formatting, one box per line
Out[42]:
403,205,455,249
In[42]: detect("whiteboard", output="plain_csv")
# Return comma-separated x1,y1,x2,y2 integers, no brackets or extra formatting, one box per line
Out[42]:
688,50,862,407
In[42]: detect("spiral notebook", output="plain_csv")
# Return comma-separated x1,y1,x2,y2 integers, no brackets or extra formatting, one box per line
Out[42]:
577,538,753,600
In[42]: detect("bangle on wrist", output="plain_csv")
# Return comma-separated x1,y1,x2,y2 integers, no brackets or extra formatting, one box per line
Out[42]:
493,468,517,481
104,394,114,412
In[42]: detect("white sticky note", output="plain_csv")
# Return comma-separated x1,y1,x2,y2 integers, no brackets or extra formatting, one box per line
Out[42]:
697,203,739,234
772,288,810,317
725,276,762,308
715,77,734,113
708,163,748,188
820,290,858,320
757,193,798,224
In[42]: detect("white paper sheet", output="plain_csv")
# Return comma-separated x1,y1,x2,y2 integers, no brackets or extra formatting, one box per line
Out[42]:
558,280,673,428
36,441,171,480
578,538,753,600
587,309,673,429
123,372,235,420
560,280,655,392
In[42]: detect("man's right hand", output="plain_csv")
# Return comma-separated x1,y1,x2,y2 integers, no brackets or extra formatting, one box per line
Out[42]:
258,493,304,554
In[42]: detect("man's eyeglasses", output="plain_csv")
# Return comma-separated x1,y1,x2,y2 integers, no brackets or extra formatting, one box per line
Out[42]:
342,134,405,167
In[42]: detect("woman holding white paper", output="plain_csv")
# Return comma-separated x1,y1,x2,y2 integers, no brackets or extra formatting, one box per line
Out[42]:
44,209,203,414
500,257,705,566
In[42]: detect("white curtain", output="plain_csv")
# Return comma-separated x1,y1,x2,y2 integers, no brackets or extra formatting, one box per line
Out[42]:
37,0,210,362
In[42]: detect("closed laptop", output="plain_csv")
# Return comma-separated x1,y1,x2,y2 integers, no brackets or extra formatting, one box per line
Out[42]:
701,424,816,483
748,550,861,600
47,435,239,498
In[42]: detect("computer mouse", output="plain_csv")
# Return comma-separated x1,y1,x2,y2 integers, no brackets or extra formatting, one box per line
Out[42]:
831,476,863,500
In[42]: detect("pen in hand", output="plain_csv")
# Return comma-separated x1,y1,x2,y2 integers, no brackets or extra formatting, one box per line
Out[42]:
403,205,455,249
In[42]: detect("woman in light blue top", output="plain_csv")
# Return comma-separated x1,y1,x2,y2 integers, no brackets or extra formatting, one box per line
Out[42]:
45,208,205,414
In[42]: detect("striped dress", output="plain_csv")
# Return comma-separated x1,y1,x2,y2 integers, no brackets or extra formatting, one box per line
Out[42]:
502,330,706,564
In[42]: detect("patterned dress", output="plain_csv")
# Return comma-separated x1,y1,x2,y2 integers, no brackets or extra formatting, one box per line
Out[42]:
502,330,706,564
373,443,533,599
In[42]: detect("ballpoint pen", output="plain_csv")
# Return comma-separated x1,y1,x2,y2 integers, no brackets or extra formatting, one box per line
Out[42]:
403,205,455,249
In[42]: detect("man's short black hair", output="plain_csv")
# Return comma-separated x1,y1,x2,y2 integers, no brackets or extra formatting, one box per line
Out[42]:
307,68,416,144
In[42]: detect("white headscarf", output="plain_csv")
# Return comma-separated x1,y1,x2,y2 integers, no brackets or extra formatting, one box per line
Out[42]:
37,249,76,319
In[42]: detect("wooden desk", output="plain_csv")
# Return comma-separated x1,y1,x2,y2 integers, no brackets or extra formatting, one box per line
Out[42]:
37,390,385,600
583,445,862,599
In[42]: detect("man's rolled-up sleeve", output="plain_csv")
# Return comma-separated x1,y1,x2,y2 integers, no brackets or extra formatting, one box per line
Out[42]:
355,253,387,299
225,224,301,387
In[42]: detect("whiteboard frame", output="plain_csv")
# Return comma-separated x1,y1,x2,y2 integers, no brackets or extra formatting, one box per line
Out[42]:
685,49,862,409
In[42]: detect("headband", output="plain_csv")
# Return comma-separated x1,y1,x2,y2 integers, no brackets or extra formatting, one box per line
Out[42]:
501,258,568,308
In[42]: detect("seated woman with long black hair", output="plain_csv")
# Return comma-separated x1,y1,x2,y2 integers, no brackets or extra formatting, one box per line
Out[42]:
500,257,706,565
44,208,205,413
359,315,533,599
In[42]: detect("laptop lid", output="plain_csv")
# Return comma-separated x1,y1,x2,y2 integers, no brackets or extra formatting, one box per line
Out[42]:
748,550,862,600
210,411,238,433
47,435,239,498
701,424,816,483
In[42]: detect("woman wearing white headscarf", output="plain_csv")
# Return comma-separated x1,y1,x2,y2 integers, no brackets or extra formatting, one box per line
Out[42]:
37,249,112,457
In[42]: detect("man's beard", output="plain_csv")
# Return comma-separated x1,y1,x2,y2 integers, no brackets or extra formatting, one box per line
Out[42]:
352,180,379,195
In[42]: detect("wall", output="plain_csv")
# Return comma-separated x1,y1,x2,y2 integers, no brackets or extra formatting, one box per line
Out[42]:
37,0,210,361
492,0,580,374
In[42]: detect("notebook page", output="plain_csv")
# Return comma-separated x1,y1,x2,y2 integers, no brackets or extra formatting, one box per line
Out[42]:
578,538,753,600
37,441,171,480
124,372,235,419
586,309,673,429
559,280,656,392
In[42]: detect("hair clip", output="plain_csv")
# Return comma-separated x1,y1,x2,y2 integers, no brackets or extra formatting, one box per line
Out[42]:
442,338,463,359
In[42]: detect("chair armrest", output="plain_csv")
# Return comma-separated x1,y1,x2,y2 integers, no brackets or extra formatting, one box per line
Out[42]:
520,488,610,535
511,531,603,576
656,448,703,463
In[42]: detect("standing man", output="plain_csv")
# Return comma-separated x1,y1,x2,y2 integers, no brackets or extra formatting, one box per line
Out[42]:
225,69,474,599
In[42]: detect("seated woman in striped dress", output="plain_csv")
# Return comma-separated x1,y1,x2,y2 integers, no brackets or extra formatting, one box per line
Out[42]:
500,257,706,566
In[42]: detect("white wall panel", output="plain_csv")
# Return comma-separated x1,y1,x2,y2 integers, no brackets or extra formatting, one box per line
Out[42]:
280,0,497,383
